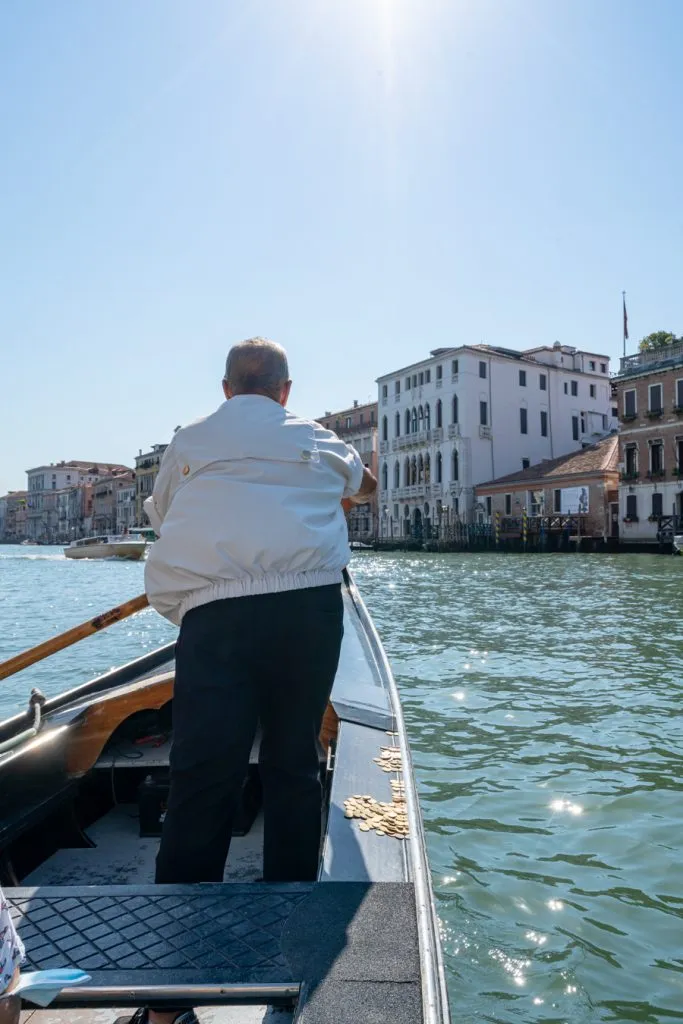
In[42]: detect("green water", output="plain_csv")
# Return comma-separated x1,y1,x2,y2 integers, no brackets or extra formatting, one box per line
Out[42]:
1,548,681,1022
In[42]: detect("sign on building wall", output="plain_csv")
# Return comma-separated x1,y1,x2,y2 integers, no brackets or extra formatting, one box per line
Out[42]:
556,486,589,514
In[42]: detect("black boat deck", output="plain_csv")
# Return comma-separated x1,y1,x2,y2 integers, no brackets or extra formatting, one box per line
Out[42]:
7,883,422,1023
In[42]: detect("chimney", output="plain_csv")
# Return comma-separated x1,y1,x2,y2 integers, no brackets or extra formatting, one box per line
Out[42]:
353,399,359,408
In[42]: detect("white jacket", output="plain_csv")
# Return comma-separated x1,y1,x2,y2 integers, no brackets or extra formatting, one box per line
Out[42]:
143,395,364,624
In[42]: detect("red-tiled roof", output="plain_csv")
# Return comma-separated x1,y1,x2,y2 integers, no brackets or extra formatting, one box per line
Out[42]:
477,435,619,490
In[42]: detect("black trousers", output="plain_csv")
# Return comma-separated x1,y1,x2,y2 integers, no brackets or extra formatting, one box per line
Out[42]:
155,584,344,885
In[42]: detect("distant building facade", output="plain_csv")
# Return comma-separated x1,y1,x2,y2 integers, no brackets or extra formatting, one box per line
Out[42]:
614,341,683,545
135,445,169,526
317,401,378,541
376,343,616,536
92,472,136,535
475,435,619,540
24,461,130,542
116,485,137,534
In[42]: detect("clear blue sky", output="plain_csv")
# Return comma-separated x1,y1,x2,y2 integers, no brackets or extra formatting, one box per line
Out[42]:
1,0,682,493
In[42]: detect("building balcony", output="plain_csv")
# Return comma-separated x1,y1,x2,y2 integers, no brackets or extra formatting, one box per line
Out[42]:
379,441,390,455
449,481,460,494
646,408,663,420
431,427,443,443
646,469,666,479
621,413,637,422
431,483,443,499
435,379,443,389
479,425,492,440
381,396,388,406
448,423,460,439
620,471,639,482
394,393,401,402
392,431,433,451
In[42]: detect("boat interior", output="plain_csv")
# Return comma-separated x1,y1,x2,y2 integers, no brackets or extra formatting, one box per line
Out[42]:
0,577,448,1024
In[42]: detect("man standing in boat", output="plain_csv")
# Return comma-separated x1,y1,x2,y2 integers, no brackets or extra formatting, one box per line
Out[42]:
144,338,375,869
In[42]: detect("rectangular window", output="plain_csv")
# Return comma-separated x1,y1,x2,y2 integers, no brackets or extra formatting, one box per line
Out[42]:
572,415,579,441
571,380,578,397
395,379,400,394
650,441,663,474
652,492,663,518
519,369,527,386
425,369,431,383
412,375,418,388
626,494,637,519
419,372,424,385
453,497,459,516
564,382,568,395
677,379,683,408
405,377,411,390
624,389,636,417
505,493,512,515
554,488,561,513
589,360,596,371
345,417,352,429
649,383,663,412
486,496,492,516
602,413,608,430
436,365,442,380
520,408,528,434
539,373,547,391
370,410,375,425
452,359,459,375
590,384,597,398
479,361,487,379
382,384,388,399
625,444,637,476
600,362,607,373
522,458,530,470
540,410,548,436
479,400,488,426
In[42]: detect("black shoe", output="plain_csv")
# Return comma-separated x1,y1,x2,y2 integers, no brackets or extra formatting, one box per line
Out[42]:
114,1011,199,1024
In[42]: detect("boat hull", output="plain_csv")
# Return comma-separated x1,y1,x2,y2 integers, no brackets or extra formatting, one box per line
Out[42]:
64,542,146,560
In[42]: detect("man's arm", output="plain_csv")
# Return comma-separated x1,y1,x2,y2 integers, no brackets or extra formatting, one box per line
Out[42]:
342,466,377,510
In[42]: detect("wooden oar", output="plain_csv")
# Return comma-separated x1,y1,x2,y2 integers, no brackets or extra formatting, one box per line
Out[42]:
0,593,150,683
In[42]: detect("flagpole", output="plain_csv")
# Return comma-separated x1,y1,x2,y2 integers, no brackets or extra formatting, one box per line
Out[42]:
622,291,628,359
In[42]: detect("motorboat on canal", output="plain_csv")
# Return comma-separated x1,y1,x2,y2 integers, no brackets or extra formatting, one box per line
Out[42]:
0,572,450,1023
64,535,148,561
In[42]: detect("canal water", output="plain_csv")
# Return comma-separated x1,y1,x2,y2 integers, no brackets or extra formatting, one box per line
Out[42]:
1,546,681,1023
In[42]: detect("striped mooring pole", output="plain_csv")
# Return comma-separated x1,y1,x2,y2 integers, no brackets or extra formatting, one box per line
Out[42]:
494,511,500,547
522,507,528,550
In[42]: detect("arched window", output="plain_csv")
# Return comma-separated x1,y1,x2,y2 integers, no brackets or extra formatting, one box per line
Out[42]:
425,403,431,430
436,451,442,483
395,412,401,437
404,457,410,486
436,399,442,428
418,406,424,431
452,394,459,424
393,461,400,487
425,453,431,483
405,409,411,434
410,456,417,485
411,407,418,432
381,463,388,491
417,454,424,483
452,450,459,481
382,416,388,442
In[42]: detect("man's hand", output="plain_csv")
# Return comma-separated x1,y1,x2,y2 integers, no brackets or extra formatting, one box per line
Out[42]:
342,467,377,512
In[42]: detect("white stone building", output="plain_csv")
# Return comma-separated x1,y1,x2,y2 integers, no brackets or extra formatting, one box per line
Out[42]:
377,343,616,536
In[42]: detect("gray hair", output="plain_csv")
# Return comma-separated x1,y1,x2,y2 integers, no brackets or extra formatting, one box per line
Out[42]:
223,337,289,399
